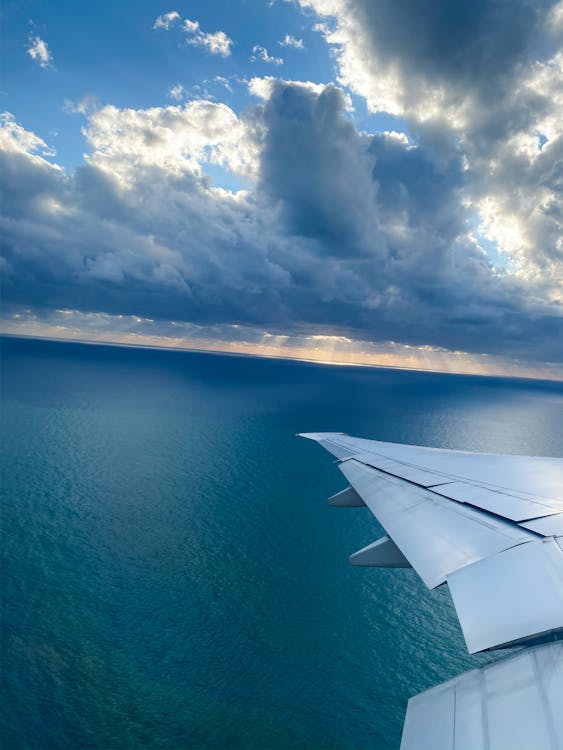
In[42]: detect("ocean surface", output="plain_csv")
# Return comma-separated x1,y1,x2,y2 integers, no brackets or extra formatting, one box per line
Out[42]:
2,336,563,750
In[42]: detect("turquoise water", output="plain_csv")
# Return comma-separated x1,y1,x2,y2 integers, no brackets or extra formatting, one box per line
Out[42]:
2,336,563,750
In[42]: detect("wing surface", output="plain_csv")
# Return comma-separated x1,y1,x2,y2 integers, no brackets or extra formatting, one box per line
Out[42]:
299,432,563,748
400,642,563,750
300,432,563,520
299,432,563,652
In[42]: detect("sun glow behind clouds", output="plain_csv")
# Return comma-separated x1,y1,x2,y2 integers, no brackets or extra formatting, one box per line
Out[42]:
2,310,562,381
2,0,562,370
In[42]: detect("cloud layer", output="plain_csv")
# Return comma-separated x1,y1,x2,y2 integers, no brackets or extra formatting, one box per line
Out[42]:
2,0,562,371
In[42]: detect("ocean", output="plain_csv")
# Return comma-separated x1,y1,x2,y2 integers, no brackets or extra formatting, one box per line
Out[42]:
2,336,563,750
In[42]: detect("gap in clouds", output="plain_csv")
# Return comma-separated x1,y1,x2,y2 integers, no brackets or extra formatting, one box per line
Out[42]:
3,310,563,381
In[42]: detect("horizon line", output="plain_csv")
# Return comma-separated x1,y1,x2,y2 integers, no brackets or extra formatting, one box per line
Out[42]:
2,331,562,384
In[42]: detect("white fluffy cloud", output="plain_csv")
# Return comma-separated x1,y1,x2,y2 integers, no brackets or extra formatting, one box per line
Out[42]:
278,35,304,49
168,83,186,102
153,11,180,30
153,11,233,56
81,100,259,180
183,19,233,56
0,112,56,158
26,35,52,68
251,45,283,65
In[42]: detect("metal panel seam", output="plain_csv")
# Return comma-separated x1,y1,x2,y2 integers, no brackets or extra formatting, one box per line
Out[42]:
533,648,559,750
452,682,457,750
347,458,547,535
480,664,490,750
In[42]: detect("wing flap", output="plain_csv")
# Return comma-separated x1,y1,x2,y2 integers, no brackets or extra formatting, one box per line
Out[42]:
431,481,561,522
400,680,456,750
520,513,563,536
338,459,534,590
447,538,563,653
358,454,452,488
401,643,563,750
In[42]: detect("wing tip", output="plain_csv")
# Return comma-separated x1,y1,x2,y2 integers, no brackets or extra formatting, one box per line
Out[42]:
296,432,348,440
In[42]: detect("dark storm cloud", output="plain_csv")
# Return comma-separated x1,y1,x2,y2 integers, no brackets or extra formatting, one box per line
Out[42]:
306,0,561,112
343,0,553,88
249,80,561,359
257,85,383,256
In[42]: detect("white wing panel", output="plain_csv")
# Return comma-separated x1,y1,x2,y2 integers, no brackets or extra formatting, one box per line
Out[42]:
536,641,563,740
520,512,563,536
431,481,561,522
484,647,556,750
400,682,455,750
452,669,486,750
359,456,452,488
401,643,563,750
447,538,563,653
338,460,534,589
299,433,563,508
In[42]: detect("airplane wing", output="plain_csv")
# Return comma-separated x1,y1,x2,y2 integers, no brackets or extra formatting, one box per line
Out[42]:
299,432,563,750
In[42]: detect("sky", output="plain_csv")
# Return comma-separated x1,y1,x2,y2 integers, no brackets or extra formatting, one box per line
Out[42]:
1,0,562,378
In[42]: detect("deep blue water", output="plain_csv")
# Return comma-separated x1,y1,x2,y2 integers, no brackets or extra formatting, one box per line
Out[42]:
2,336,563,750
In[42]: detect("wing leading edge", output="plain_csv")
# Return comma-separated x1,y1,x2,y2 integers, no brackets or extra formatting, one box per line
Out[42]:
299,432,563,749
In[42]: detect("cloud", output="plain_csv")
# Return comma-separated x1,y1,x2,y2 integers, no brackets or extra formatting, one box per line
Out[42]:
5,0,560,376
153,12,233,56
0,112,56,157
4,308,562,380
183,18,233,56
1,74,561,367
153,11,180,30
168,83,186,102
81,100,258,177
278,34,305,49
63,94,99,115
167,76,242,103
251,45,284,65
303,0,559,119
248,76,327,100
27,35,52,68
300,0,563,301
212,76,234,92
